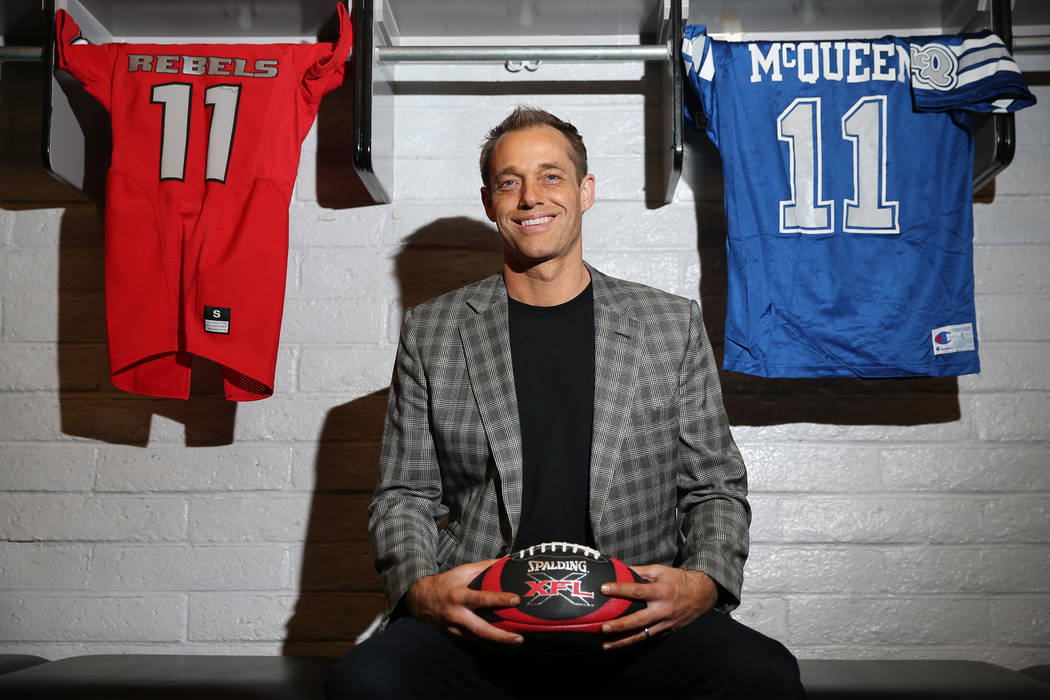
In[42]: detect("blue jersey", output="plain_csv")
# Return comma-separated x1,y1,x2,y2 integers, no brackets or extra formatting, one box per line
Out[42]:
683,27,1035,378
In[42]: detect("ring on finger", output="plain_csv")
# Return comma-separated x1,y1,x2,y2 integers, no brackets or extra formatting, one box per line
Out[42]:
643,627,650,638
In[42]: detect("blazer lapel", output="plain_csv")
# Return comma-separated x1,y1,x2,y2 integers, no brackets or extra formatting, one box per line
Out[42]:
588,268,644,540
460,275,524,542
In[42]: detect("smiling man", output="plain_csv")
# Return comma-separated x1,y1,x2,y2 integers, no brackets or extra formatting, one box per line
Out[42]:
327,107,803,699
481,116,595,306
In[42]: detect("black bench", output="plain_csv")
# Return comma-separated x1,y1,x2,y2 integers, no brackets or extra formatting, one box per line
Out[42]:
1,654,1048,699
0,654,48,677
799,659,1050,699
0,655,334,699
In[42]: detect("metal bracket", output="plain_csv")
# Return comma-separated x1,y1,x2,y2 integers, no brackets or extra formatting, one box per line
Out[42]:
971,0,1017,193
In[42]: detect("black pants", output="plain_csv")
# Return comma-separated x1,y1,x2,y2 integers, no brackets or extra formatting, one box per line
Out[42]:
327,611,804,699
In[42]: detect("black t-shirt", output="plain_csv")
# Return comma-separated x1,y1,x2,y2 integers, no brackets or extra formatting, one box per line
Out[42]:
508,283,595,550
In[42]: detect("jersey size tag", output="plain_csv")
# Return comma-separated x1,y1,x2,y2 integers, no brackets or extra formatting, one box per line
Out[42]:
932,323,974,355
204,306,231,334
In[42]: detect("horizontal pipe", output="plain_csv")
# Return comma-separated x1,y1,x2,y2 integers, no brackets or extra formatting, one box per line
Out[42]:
0,44,664,64
0,46,43,62
377,44,670,62
1,43,668,64
1014,36,1050,53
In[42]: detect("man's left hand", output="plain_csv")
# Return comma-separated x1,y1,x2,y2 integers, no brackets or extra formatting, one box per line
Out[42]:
598,565,718,650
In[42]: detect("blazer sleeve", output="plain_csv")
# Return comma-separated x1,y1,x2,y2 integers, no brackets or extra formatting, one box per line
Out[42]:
676,300,751,610
368,307,449,613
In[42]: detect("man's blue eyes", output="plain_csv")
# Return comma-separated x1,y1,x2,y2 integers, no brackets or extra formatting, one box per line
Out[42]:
500,175,559,188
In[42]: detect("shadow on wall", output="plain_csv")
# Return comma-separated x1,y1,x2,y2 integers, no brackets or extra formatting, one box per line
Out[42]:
311,46,375,210
284,217,503,655
683,127,962,427
283,388,389,656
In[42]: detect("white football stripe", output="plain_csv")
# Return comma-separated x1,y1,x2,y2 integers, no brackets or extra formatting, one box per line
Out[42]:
956,58,1023,88
700,42,715,81
950,32,1005,55
958,45,1011,71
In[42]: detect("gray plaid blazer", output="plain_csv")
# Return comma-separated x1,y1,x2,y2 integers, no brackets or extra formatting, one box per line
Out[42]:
369,263,750,617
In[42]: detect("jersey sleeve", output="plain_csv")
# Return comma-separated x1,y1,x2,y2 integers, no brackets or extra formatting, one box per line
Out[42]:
301,2,353,104
54,9,117,113
681,24,720,147
908,31,1036,113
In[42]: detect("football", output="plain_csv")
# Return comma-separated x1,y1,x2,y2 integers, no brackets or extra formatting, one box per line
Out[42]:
468,541,646,651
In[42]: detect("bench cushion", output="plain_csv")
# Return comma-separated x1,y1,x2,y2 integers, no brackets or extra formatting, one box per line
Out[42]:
800,659,1050,699
0,654,335,700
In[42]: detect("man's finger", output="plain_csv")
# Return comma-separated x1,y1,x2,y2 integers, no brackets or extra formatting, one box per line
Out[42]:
456,558,502,578
602,622,659,651
601,580,656,600
474,623,524,646
599,608,651,636
464,588,520,609
459,611,524,645
627,564,665,582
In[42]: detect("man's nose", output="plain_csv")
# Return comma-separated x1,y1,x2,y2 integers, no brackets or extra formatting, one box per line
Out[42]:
519,180,542,208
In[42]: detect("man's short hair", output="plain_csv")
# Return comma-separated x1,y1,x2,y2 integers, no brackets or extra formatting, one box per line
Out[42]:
479,106,588,186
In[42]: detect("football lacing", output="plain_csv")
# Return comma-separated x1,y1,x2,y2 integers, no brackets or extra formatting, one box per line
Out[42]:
513,541,602,559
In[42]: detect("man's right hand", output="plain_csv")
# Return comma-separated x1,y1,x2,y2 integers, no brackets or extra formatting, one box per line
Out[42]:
405,559,525,645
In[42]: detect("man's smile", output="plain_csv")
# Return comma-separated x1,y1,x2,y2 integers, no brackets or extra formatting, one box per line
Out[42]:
516,215,556,228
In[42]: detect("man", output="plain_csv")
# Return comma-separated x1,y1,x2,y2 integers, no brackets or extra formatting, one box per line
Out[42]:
328,107,803,699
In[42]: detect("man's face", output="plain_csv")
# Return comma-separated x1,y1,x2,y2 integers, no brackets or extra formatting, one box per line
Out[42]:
481,125,595,272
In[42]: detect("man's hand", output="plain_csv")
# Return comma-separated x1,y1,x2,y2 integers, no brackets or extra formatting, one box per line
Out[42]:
598,565,718,650
405,559,524,645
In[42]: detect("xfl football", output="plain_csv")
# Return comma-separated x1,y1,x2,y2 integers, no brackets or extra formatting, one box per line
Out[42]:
468,541,646,650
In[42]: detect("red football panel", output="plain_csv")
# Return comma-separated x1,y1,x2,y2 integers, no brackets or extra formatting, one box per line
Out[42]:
479,556,509,591
610,557,635,580
493,619,606,635
492,594,637,625
489,602,614,627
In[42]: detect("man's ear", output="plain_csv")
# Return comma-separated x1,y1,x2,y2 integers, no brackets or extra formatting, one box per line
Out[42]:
481,186,496,222
580,173,596,213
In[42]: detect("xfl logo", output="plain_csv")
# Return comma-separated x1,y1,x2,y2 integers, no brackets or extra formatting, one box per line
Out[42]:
911,43,958,90
523,574,595,607
524,579,594,599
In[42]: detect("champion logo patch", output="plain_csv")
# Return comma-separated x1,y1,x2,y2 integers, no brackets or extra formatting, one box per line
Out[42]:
204,306,231,334
931,323,974,355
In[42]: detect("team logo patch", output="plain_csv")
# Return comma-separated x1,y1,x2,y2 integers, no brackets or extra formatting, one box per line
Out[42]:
932,323,974,355
911,43,958,90
204,306,231,334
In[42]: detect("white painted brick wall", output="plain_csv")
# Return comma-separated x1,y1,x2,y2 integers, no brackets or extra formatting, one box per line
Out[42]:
0,55,1046,670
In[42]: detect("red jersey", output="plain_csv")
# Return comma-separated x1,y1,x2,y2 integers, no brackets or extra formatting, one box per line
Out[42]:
55,5,352,400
